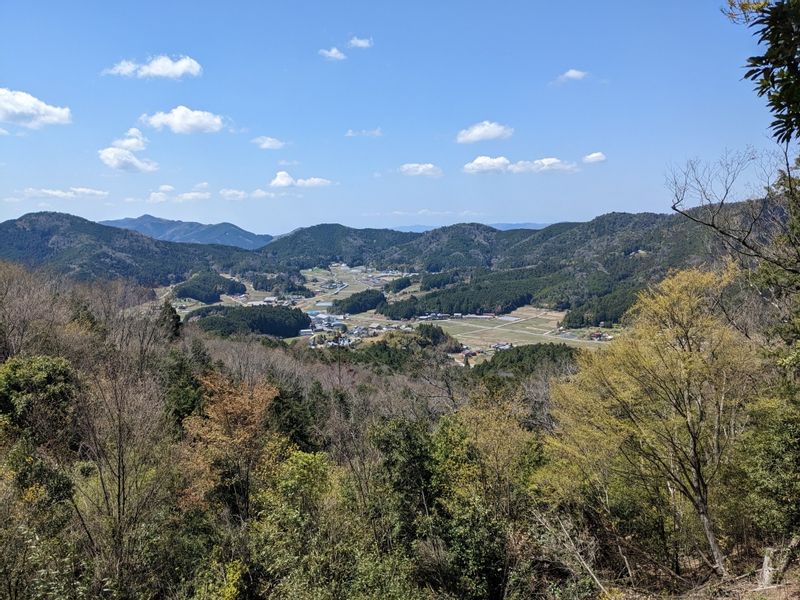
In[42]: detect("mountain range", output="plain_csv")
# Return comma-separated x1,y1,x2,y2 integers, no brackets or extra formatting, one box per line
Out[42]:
100,214,273,250
389,222,549,233
0,209,722,324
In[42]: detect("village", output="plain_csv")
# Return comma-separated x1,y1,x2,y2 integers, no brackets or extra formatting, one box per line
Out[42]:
161,263,615,365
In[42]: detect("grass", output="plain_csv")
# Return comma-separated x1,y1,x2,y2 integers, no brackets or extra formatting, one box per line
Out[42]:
433,306,604,350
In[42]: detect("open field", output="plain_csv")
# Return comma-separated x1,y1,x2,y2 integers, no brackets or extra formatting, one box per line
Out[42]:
433,306,605,350
296,265,407,311
340,305,608,354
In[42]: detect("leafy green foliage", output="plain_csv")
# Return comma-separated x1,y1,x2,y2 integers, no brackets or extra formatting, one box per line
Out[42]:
250,271,313,297
384,276,412,293
420,270,461,291
332,289,386,314
157,299,182,341
0,356,79,445
744,1,800,143
189,304,311,337
175,272,246,304
159,349,205,430
472,343,576,379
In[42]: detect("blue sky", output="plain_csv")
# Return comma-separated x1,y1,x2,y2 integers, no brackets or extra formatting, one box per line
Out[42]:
0,1,774,234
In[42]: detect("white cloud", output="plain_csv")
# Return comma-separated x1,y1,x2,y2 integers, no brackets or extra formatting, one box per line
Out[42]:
319,47,346,60
0,128,8,136
176,191,211,202
251,188,275,198
98,147,158,172
104,55,202,79
278,159,299,166
24,188,73,199
104,60,138,76
69,187,109,197
582,151,607,164
508,157,576,172
345,127,382,137
296,176,332,187
220,188,248,200
348,36,373,48
251,136,285,150
400,163,443,177
462,156,510,173
158,184,175,192
270,171,332,187
456,121,513,144
555,68,588,84
0,88,71,129
193,181,209,190
141,105,223,134
270,171,295,188
147,191,169,204
101,127,158,172
112,128,147,151
464,155,576,174
23,186,108,199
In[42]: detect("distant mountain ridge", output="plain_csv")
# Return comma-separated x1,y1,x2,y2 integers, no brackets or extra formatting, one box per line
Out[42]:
489,222,549,231
0,208,728,325
389,222,548,233
101,214,273,250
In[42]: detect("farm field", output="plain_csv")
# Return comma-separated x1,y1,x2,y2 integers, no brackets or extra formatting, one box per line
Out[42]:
296,265,407,310
433,306,604,350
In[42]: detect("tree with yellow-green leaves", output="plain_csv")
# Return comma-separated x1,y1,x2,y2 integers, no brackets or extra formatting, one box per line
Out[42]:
545,268,761,579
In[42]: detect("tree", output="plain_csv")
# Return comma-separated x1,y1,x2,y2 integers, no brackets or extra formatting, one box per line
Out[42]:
156,299,181,342
181,375,279,521
0,355,79,451
547,269,760,578
743,1,800,144
71,363,173,597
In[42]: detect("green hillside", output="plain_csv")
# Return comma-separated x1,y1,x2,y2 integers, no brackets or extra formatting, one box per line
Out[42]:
0,212,267,286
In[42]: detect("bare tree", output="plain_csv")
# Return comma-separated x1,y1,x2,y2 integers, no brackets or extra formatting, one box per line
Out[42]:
71,358,172,596
669,147,800,278
0,263,69,361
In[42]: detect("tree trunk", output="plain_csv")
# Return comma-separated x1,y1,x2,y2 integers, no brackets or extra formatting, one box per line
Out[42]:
759,548,775,588
698,507,727,577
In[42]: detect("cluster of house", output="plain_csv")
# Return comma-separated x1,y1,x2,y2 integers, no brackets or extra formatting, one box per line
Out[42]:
490,341,514,351
589,331,614,342
303,315,416,349
245,297,297,307
301,311,348,335
319,281,349,294
459,345,484,359
417,312,500,322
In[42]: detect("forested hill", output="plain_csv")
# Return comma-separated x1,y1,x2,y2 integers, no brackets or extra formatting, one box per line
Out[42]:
0,212,268,286
259,223,420,268
0,209,716,323
379,212,716,324
261,213,710,272
100,214,273,250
